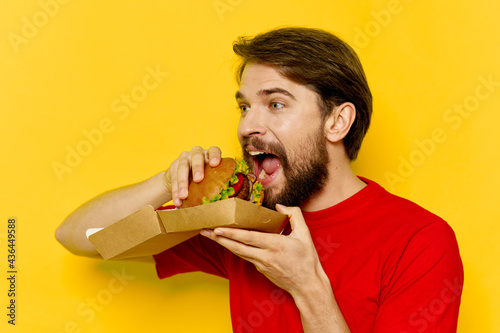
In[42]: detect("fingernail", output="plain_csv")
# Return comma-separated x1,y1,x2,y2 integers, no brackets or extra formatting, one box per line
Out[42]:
179,188,187,198
194,171,202,182
200,229,210,237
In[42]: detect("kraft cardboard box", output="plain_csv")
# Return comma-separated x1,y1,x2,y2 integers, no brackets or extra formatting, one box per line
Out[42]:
88,198,288,260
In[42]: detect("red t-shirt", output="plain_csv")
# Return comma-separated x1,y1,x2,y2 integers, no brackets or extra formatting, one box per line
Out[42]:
154,178,463,332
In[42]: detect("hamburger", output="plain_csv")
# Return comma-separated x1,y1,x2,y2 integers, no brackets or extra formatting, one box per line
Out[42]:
181,158,264,208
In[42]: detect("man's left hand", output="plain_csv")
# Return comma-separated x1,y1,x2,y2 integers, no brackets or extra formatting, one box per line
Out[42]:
200,204,324,296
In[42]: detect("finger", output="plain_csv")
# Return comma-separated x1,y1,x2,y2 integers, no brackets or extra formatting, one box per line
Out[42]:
275,204,309,236
206,146,222,167
190,146,207,183
175,153,192,200
171,180,181,207
201,229,266,259
167,166,181,206
213,227,278,249
165,160,182,206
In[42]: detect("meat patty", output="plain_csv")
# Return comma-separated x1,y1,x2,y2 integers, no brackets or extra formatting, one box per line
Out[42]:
235,174,251,201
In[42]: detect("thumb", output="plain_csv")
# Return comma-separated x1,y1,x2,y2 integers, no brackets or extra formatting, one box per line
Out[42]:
275,204,309,236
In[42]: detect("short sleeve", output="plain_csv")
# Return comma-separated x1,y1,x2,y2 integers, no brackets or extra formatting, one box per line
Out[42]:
153,235,230,279
373,220,464,332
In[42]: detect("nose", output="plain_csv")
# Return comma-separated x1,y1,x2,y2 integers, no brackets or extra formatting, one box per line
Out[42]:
238,107,267,138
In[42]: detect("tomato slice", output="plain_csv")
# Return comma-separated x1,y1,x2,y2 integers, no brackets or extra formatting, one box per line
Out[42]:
229,173,244,197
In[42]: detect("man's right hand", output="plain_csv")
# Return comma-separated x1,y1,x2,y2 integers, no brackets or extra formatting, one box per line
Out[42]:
56,145,222,258
165,146,222,207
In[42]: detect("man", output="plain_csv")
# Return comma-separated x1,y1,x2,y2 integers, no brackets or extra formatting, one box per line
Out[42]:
56,27,463,332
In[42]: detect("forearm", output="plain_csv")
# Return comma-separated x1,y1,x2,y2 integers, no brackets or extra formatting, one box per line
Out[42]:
292,268,350,333
55,171,170,257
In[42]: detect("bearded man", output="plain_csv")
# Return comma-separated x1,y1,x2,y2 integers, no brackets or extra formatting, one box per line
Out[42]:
56,27,463,332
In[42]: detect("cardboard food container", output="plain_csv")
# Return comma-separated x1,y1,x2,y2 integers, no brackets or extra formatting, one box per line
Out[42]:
88,198,288,260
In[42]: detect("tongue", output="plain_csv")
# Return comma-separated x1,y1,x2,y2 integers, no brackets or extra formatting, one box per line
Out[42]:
262,156,280,175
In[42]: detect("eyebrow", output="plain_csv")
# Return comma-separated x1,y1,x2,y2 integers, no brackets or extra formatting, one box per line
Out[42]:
235,87,296,101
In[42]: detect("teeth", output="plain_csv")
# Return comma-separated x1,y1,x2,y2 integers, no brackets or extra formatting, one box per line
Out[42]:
249,151,265,156
258,169,267,179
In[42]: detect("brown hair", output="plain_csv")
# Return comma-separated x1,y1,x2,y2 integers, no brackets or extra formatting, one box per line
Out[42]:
233,27,372,161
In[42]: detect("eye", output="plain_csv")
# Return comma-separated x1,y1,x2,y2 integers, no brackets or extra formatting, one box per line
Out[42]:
238,104,250,114
270,102,284,110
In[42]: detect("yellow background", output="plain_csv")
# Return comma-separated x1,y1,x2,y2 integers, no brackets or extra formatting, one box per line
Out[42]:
1,0,499,332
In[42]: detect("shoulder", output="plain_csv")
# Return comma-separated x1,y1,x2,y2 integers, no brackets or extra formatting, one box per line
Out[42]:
360,178,463,276
357,178,462,264
361,177,450,232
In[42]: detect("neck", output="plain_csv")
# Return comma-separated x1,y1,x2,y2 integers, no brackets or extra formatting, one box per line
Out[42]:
301,155,366,212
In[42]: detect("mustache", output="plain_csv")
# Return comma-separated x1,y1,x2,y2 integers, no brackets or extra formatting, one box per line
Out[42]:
241,137,287,159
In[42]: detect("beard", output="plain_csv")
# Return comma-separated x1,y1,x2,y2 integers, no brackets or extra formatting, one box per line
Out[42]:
242,130,329,209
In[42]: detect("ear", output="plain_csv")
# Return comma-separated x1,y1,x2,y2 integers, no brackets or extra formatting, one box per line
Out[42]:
323,102,356,143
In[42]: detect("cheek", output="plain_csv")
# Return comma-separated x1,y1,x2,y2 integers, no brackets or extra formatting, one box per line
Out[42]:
274,119,313,147
236,121,244,142
274,109,320,135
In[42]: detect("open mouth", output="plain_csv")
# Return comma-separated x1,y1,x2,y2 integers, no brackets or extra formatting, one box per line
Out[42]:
247,150,282,186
